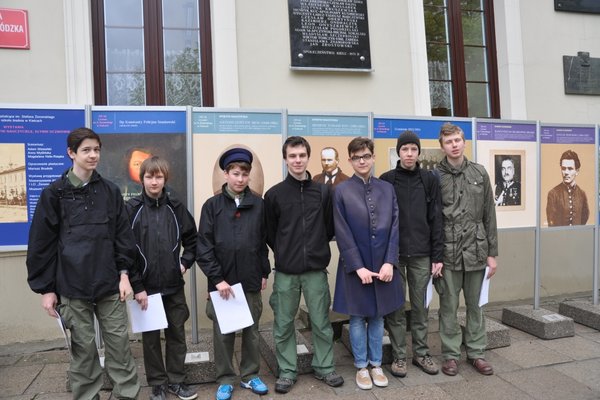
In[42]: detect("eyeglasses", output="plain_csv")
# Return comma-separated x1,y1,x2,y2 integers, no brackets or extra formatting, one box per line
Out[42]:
350,154,373,162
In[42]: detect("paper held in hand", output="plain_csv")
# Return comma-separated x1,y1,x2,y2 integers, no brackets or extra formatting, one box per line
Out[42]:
209,283,254,335
126,293,168,333
478,266,491,307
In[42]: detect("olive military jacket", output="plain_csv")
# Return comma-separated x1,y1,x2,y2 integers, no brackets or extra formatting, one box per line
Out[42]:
437,157,498,271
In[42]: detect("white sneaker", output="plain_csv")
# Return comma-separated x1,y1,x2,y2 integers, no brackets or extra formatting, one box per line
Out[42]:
355,368,372,390
370,366,389,387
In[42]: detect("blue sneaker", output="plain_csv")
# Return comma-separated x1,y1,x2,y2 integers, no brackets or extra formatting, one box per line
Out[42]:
216,384,233,400
240,377,269,395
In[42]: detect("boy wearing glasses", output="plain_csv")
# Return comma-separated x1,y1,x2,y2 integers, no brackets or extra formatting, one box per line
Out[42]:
332,137,403,390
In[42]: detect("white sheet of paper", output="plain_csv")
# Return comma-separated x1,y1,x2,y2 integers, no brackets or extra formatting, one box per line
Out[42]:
54,309,72,359
478,266,491,307
425,275,433,308
126,293,168,333
209,283,254,335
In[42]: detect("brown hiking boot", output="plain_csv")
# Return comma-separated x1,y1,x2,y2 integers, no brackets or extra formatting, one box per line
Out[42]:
412,355,439,375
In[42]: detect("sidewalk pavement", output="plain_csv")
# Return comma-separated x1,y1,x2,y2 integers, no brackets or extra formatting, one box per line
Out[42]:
1,295,600,400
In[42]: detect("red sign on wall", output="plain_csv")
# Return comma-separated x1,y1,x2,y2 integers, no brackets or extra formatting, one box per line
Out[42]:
0,8,30,50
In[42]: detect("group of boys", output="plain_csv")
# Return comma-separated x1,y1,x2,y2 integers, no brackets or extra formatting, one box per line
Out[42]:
26,122,497,400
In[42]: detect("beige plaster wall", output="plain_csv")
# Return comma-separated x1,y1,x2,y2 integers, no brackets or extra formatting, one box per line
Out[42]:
518,1,600,124
234,0,416,114
0,0,67,104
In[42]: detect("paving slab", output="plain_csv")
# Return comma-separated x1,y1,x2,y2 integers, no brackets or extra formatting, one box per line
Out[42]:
16,349,70,366
491,339,572,368
0,354,20,367
0,364,43,397
372,384,453,400
24,362,70,395
552,358,600,392
502,305,574,339
440,374,535,400
577,330,600,344
31,394,74,400
500,366,600,400
559,300,600,330
535,334,600,361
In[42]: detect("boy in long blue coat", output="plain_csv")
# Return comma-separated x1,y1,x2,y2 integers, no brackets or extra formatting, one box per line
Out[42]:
332,137,404,390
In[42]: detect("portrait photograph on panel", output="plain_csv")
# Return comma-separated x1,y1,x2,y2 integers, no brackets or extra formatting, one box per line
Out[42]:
297,136,361,189
541,144,595,227
491,150,525,211
419,147,445,172
0,143,27,223
96,133,188,204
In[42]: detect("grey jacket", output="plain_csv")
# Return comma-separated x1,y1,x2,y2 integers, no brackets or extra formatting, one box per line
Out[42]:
437,157,498,271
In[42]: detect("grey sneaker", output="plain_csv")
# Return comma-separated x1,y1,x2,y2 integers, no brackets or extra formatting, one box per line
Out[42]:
150,384,166,400
390,358,407,377
314,371,344,387
412,355,439,375
167,383,198,400
275,377,296,393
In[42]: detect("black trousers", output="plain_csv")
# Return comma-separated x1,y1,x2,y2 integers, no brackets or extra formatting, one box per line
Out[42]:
142,288,190,386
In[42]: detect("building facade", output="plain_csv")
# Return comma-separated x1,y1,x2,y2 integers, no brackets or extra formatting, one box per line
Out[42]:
0,0,599,343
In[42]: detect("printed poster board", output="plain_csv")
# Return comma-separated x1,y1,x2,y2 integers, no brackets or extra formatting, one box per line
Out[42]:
475,120,538,228
192,109,284,219
540,124,596,228
372,116,473,177
0,105,85,250
92,107,189,206
287,112,370,185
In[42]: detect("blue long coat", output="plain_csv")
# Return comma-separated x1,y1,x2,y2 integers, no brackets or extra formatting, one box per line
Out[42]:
332,175,404,317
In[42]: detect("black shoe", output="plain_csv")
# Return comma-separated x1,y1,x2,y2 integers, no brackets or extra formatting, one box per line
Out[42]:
314,371,344,387
168,383,198,400
274,377,296,394
150,384,167,400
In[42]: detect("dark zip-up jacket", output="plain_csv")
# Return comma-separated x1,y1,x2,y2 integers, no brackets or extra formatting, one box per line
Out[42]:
264,172,334,274
27,170,136,301
126,190,197,296
196,184,270,292
380,161,444,263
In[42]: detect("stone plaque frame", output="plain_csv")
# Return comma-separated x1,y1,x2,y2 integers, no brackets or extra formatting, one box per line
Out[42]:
287,0,372,71
563,52,600,95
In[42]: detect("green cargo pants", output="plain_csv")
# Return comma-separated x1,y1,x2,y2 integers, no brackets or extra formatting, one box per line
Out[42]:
59,294,139,400
269,270,335,380
385,256,432,359
436,268,487,360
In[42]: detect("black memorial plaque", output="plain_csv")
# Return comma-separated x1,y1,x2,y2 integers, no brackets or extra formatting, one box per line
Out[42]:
288,0,371,71
563,52,600,95
555,0,600,14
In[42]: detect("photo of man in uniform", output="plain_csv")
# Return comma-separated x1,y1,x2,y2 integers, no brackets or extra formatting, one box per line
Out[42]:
546,149,589,226
313,147,350,187
494,156,521,206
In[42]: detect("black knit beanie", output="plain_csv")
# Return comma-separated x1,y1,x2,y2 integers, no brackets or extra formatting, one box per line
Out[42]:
396,130,421,155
